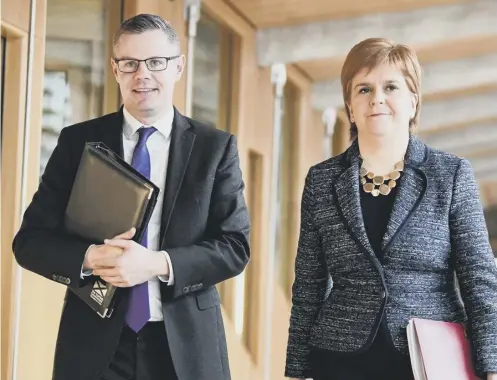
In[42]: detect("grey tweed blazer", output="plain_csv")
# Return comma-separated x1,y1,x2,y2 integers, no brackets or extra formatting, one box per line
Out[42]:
285,136,497,379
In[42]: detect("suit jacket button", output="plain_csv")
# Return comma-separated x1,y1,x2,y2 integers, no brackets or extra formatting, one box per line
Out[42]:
52,274,57,281
64,278,71,285
183,286,190,294
198,283,203,289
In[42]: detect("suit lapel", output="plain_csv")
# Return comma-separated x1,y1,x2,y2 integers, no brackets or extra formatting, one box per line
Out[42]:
334,142,376,259
381,136,428,253
159,109,196,246
98,108,124,158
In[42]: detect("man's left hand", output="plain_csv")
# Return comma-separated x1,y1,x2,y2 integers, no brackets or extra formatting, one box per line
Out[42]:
92,238,169,287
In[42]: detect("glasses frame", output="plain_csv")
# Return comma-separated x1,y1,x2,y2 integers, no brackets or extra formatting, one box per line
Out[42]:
113,55,180,73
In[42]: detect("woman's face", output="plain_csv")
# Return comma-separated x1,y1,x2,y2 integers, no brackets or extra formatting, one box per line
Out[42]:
347,63,418,139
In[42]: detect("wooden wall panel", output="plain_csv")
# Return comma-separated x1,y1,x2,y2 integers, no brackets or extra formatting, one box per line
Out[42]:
1,0,31,33
15,0,62,379
102,0,124,114
0,28,28,380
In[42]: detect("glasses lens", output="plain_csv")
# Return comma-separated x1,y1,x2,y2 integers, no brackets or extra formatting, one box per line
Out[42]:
119,60,139,72
146,58,168,71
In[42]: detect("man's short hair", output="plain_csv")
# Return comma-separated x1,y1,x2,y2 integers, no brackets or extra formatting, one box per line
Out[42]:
113,14,180,54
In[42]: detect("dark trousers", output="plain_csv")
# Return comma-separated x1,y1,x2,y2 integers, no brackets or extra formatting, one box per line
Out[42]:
99,322,177,380
311,321,414,380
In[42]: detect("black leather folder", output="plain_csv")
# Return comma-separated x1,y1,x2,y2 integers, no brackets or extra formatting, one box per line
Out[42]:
65,142,159,318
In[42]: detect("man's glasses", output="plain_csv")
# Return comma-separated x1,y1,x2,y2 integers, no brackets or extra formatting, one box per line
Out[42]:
113,56,180,73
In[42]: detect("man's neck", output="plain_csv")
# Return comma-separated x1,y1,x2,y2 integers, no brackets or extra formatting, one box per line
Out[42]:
125,107,172,126
358,131,409,176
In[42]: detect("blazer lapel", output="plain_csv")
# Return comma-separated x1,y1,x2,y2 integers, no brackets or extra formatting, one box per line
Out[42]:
381,136,428,253
159,109,196,246
334,142,376,259
98,108,124,158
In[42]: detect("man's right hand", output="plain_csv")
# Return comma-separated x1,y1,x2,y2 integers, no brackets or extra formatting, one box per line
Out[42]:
83,228,136,271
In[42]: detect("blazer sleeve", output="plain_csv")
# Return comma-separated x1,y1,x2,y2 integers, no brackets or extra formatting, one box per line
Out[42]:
164,135,250,299
12,128,93,288
450,158,497,375
285,168,329,379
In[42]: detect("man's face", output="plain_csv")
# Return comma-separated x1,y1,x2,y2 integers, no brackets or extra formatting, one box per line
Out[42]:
111,30,185,122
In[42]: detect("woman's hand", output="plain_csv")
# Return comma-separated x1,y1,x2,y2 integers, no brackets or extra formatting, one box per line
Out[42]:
487,373,497,380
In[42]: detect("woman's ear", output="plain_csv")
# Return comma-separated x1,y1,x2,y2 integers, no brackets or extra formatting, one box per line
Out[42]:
411,93,419,118
347,103,354,123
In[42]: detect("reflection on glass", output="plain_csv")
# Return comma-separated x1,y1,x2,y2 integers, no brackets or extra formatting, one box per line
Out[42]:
41,0,122,175
192,12,234,131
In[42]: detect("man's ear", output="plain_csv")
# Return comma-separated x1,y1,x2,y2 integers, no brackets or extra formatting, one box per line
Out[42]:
175,55,186,81
111,58,120,82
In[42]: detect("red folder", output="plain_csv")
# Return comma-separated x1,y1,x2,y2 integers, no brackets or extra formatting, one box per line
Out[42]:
407,318,481,380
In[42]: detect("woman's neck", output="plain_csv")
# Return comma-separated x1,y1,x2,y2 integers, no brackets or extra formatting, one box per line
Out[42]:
358,132,409,176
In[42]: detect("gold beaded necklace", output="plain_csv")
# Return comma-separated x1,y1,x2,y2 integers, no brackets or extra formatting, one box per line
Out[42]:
360,158,404,196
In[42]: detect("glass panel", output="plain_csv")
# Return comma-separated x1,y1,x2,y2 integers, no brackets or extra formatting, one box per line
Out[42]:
41,71,70,175
192,12,235,131
41,0,122,175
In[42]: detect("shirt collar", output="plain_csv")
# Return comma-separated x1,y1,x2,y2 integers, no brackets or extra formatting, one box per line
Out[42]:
122,107,174,140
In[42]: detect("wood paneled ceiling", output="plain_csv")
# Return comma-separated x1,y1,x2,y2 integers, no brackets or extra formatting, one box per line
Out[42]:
226,0,473,28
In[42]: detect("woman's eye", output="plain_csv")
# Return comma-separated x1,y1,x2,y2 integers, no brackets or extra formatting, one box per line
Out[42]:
386,85,398,91
359,87,370,94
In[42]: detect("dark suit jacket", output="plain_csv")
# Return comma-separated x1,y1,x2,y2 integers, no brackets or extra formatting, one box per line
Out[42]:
12,108,250,380
285,136,497,379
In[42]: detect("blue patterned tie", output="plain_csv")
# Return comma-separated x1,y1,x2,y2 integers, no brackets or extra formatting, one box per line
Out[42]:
125,126,156,332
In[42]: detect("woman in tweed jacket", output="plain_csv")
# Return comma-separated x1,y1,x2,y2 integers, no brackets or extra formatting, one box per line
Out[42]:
285,38,497,380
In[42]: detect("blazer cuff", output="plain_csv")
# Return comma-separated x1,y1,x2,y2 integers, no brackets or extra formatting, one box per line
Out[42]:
80,244,95,279
158,251,174,285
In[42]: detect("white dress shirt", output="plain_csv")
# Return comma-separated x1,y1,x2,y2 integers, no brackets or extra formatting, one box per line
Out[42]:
122,106,175,321
82,106,175,322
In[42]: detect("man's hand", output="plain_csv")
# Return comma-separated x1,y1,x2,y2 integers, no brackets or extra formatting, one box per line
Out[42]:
82,228,136,271
92,235,169,287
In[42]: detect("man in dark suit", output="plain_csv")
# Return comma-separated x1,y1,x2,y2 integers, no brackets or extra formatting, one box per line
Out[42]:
12,14,250,380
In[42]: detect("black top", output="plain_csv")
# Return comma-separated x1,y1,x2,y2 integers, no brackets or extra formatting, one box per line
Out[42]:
360,180,399,262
